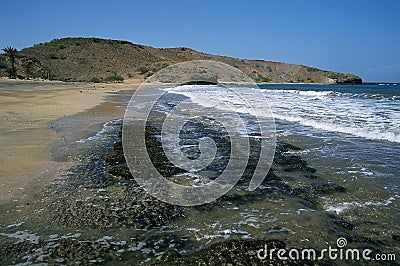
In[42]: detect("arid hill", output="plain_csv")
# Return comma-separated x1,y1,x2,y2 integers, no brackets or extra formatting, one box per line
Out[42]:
0,37,362,84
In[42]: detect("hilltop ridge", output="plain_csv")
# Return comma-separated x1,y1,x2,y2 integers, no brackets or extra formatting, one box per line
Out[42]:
0,37,362,84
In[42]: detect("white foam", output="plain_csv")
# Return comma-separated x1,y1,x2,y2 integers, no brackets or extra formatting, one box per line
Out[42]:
325,197,396,214
263,89,336,98
5,222,24,228
195,228,251,241
272,113,400,143
76,119,121,143
0,231,40,244
165,85,271,118
162,85,400,143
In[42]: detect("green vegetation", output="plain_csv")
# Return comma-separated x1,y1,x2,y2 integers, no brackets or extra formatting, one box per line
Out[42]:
0,60,8,77
0,60,7,69
257,76,271,83
57,44,66,50
2,46,18,78
22,60,33,79
89,73,124,83
48,53,59,59
88,77,102,83
137,66,149,74
104,73,124,82
307,67,319,72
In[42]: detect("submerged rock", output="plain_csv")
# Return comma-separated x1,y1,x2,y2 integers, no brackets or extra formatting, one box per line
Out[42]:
108,165,133,180
276,141,301,152
104,153,126,165
156,239,314,265
311,181,346,194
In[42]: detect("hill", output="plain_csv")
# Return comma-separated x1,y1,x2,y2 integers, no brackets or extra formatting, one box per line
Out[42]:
0,37,362,84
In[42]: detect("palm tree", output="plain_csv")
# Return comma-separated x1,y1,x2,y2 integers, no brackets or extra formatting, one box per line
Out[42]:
2,46,17,78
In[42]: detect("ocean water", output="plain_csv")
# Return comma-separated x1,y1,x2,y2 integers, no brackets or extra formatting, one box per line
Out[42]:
183,83,399,192
156,83,400,254
262,84,400,251
261,83,400,231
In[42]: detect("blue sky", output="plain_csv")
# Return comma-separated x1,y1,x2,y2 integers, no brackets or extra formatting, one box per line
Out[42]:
1,0,399,82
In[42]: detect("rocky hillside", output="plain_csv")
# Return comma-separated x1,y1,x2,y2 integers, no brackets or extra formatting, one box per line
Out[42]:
0,37,362,83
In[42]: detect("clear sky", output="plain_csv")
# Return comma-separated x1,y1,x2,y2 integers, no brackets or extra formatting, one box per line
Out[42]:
1,0,399,82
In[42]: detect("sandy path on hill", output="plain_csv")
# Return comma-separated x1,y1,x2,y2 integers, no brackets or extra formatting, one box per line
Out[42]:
0,79,139,223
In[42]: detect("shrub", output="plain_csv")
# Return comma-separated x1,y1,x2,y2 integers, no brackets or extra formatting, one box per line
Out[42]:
104,74,124,83
48,53,58,59
137,66,148,74
257,76,271,83
0,61,8,69
89,77,102,83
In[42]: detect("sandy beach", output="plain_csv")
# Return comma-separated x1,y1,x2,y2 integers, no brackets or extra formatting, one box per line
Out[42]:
0,79,139,223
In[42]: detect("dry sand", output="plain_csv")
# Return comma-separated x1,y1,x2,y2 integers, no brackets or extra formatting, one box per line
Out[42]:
0,79,139,223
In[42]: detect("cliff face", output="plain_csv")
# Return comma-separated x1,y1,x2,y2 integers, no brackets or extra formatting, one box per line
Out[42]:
0,37,362,84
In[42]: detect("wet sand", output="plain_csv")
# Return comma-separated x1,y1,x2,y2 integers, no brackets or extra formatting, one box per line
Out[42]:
0,79,139,222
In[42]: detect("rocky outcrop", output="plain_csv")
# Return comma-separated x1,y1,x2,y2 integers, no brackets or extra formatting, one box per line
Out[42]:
0,37,362,83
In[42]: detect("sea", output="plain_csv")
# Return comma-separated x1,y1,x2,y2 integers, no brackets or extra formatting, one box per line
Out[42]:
116,82,399,261
148,82,400,258
259,83,400,219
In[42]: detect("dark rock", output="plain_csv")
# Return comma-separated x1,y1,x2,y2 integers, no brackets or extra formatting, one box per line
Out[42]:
286,155,305,165
311,181,346,194
332,218,354,231
291,188,319,207
326,213,354,231
158,239,315,265
108,165,133,180
304,174,319,179
47,239,110,264
276,141,301,152
50,191,183,228
265,169,282,181
0,241,36,263
104,153,126,165
327,72,363,84
181,80,218,85
336,76,363,84
113,141,123,153
284,164,317,173
275,154,316,172
161,249,182,262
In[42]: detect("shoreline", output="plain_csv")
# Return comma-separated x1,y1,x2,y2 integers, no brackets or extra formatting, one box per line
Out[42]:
0,81,398,264
0,118,390,265
0,81,138,223
1,77,369,86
